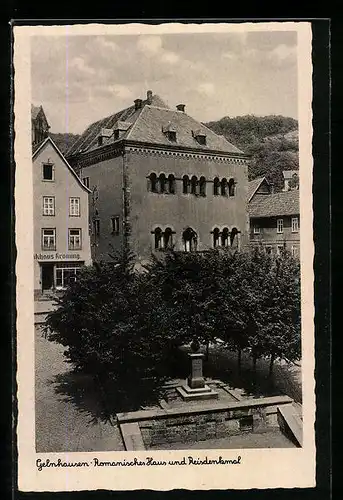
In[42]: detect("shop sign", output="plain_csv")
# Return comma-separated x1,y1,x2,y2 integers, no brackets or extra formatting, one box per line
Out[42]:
34,252,81,260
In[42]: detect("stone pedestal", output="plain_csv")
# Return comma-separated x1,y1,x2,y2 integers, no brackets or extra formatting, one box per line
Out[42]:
176,352,218,401
188,353,205,389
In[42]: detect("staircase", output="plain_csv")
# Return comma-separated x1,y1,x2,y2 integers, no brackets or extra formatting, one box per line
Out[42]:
277,403,303,447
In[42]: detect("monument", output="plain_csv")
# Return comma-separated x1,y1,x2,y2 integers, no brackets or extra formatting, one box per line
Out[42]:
177,340,219,401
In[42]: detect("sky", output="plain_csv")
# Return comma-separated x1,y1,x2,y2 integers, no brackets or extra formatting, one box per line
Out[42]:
31,30,298,135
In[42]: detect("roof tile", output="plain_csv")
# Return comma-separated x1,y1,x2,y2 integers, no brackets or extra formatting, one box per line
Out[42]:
249,190,299,218
125,105,243,153
66,94,244,157
248,177,267,201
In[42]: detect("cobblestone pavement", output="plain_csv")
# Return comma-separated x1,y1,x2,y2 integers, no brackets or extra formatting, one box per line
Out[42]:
35,326,124,452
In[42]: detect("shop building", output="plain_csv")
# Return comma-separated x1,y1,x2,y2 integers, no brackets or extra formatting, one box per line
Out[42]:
33,136,92,297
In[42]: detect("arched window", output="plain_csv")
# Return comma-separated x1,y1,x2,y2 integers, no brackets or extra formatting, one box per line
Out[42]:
228,178,235,196
163,227,173,249
199,176,206,196
221,227,229,247
159,173,166,193
212,227,220,248
213,177,220,195
221,178,227,196
153,227,163,249
183,175,190,194
230,227,239,248
191,175,198,195
183,227,197,252
168,174,175,194
149,172,158,192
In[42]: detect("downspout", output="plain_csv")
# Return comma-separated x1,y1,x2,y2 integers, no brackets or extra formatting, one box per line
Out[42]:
121,147,130,263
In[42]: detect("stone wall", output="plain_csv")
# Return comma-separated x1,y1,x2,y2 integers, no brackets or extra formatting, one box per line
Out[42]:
117,395,294,450
140,405,279,448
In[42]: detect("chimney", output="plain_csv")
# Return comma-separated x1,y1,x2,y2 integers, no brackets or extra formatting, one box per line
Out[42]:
147,90,153,105
270,183,274,194
176,103,185,112
134,98,143,110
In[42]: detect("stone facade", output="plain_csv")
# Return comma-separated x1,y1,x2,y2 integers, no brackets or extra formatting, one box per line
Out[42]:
67,93,250,263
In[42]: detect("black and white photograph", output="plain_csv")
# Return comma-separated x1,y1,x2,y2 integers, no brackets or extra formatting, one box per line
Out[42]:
14,22,315,491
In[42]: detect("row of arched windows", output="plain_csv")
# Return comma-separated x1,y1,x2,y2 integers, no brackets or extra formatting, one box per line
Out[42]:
213,177,235,196
151,226,239,252
149,173,176,194
148,173,236,197
152,227,175,250
182,175,206,196
212,227,239,248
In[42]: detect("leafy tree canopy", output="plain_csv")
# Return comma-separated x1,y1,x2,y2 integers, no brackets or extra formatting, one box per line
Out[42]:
44,246,301,406
205,115,298,191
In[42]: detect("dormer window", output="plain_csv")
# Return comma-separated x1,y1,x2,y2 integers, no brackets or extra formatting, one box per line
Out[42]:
113,121,131,141
97,128,113,147
162,123,177,142
168,131,176,141
192,129,207,146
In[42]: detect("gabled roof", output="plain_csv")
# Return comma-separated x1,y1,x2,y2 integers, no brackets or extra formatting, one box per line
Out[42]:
125,105,244,154
248,177,269,202
66,94,245,157
32,136,92,193
31,104,50,128
31,104,41,119
66,94,169,157
32,139,46,155
249,190,299,218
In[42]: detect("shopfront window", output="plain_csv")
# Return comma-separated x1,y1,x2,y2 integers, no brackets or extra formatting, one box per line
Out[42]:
55,262,83,289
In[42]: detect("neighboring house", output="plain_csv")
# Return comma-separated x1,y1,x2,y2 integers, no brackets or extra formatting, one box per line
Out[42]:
32,136,92,298
32,104,50,147
282,170,299,192
248,176,300,257
66,91,250,263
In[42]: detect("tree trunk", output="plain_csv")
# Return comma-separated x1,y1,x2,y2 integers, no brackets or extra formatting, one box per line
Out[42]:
269,353,275,378
205,340,210,362
237,348,242,373
252,353,257,374
252,352,257,390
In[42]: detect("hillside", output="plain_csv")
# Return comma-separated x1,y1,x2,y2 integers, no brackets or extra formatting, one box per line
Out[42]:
205,115,298,192
50,133,80,155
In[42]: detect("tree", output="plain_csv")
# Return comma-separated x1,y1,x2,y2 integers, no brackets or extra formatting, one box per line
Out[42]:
218,246,301,377
43,254,178,410
44,246,301,407
205,115,298,191
143,250,226,352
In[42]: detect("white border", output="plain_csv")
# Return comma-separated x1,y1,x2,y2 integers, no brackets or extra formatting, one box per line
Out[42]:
15,22,315,491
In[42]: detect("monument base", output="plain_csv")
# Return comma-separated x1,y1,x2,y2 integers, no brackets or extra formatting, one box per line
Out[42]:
176,384,219,401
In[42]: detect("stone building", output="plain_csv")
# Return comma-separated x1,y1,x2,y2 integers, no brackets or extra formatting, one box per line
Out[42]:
248,176,300,257
66,91,250,263
33,136,92,297
31,104,50,147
